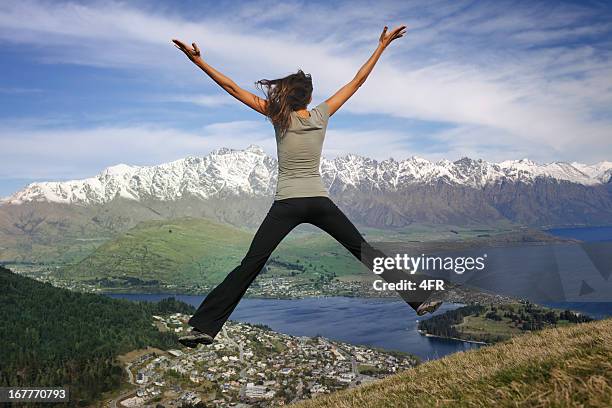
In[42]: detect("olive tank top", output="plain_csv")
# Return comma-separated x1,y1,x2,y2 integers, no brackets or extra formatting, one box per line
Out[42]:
273,101,330,201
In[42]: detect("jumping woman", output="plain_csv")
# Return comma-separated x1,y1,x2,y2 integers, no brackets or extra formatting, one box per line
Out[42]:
172,25,442,348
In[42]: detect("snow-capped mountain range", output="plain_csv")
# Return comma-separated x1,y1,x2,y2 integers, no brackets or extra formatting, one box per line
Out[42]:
2,145,611,206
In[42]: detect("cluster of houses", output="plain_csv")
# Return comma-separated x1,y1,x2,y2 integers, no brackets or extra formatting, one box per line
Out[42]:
120,313,418,406
246,275,394,299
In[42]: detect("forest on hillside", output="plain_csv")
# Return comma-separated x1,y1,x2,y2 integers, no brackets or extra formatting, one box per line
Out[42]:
0,266,195,406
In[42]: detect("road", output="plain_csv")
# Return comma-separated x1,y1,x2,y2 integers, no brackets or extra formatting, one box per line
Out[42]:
222,326,249,379
108,389,136,408
107,362,137,407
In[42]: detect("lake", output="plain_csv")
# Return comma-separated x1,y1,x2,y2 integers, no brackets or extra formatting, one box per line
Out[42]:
107,292,612,360
106,294,480,360
545,226,612,312
547,225,612,242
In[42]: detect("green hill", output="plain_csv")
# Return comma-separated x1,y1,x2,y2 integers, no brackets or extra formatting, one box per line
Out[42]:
50,217,559,292
59,217,369,288
0,266,194,406
418,302,593,344
60,217,253,284
292,318,612,407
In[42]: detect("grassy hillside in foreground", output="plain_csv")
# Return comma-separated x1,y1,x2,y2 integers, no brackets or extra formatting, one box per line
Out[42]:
292,318,612,408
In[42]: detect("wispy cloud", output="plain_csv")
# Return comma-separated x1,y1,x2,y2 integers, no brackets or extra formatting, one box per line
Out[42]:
0,121,274,180
0,119,574,184
161,93,237,108
0,0,611,188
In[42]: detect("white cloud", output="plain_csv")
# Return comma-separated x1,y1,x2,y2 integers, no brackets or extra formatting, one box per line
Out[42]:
0,121,275,180
0,119,589,187
0,0,611,167
161,93,237,107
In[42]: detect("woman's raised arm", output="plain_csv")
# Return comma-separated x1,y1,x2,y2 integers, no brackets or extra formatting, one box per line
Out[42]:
324,25,406,117
172,39,268,116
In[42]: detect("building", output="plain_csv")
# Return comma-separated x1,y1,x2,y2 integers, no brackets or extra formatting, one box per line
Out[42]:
244,383,268,399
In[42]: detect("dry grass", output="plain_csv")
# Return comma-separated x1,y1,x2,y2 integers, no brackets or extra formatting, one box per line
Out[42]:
292,319,612,408
116,346,166,365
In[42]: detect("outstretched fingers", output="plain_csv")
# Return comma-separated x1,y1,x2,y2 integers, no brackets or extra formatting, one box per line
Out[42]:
171,38,201,59
392,25,407,39
172,39,187,52
379,25,407,47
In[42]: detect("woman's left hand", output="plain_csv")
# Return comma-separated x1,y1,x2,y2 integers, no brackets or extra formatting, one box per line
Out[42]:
172,39,202,62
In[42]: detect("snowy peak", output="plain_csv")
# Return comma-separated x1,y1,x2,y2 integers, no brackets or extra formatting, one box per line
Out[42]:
2,145,610,206
2,146,277,205
497,159,606,185
571,161,612,183
101,163,138,176
245,144,266,154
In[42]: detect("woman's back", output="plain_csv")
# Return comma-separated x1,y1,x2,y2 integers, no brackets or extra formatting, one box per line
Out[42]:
174,26,435,347
273,101,330,201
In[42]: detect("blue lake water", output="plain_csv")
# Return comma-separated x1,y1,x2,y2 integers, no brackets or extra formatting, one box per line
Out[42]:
547,225,612,242
106,293,612,360
545,226,612,312
546,226,612,310
106,294,480,360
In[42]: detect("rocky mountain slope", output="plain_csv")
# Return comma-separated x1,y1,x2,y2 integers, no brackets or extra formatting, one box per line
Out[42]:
1,146,611,263
3,145,611,207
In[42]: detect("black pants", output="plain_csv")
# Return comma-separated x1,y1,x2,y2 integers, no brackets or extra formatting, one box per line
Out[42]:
188,196,430,337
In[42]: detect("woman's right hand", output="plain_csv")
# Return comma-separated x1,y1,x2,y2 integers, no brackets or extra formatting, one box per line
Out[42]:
378,25,407,49
172,39,202,62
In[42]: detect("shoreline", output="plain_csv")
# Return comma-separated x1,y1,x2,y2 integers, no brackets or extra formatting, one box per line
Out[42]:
416,330,489,345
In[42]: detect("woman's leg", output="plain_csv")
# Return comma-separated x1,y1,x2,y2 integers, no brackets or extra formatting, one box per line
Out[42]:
305,197,429,311
188,200,303,338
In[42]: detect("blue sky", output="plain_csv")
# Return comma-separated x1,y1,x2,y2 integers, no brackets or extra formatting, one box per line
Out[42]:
1,0,612,197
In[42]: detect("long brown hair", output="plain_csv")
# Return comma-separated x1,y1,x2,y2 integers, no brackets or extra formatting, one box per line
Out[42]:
256,69,313,135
